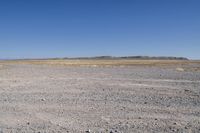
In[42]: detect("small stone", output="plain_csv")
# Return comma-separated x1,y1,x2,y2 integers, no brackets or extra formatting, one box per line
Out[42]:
176,68,184,72
27,122,30,125
138,117,142,119
41,98,45,101
85,129,90,133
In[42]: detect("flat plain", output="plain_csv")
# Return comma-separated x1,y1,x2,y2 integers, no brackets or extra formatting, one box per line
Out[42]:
0,60,200,133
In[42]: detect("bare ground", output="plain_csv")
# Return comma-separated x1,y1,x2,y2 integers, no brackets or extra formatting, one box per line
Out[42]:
0,61,200,133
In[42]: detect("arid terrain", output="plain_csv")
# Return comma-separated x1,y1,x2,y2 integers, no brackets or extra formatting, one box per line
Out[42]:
0,60,200,133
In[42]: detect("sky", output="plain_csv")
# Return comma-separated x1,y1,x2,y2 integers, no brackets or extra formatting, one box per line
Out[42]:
0,0,200,59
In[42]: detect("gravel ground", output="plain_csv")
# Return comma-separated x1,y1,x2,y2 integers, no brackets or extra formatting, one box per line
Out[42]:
0,63,200,133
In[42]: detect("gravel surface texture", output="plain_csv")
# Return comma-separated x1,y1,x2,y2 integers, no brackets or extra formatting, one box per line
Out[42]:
0,64,200,133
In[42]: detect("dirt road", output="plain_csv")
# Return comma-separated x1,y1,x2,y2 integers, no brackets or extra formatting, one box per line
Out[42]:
0,63,200,132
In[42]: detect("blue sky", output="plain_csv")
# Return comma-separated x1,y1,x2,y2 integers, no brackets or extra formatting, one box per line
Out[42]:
0,0,200,59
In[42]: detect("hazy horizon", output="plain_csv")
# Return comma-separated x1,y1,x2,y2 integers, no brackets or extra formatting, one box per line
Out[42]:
0,55,195,61
0,0,200,59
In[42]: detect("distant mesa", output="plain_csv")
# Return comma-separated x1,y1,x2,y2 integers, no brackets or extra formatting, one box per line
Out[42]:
63,56,189,60
1,56,189,61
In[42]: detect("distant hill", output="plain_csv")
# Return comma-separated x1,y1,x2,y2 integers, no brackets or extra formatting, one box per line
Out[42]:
63,56,189,60
1,56,189,61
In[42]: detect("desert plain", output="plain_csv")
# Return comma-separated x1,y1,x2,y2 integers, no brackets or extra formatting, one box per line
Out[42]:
0,59,200,133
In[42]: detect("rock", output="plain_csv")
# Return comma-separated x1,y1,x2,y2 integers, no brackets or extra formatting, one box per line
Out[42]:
41,98,45,101
176,68,184,72
184,89,190,92
85,129,90,133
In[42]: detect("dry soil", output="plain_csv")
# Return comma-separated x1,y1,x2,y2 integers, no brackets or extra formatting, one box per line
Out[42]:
0,62,200,133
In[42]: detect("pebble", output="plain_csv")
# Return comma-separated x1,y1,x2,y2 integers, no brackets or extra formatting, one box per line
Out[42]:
41,98,45,101
85,129,90,133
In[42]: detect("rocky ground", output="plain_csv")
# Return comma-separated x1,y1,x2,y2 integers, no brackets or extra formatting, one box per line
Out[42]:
0,63,200,133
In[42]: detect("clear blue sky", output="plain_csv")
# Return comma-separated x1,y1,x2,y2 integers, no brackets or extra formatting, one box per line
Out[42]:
0,0,200,59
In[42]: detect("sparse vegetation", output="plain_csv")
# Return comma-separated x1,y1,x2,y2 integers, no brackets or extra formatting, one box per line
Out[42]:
1,59,199,67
